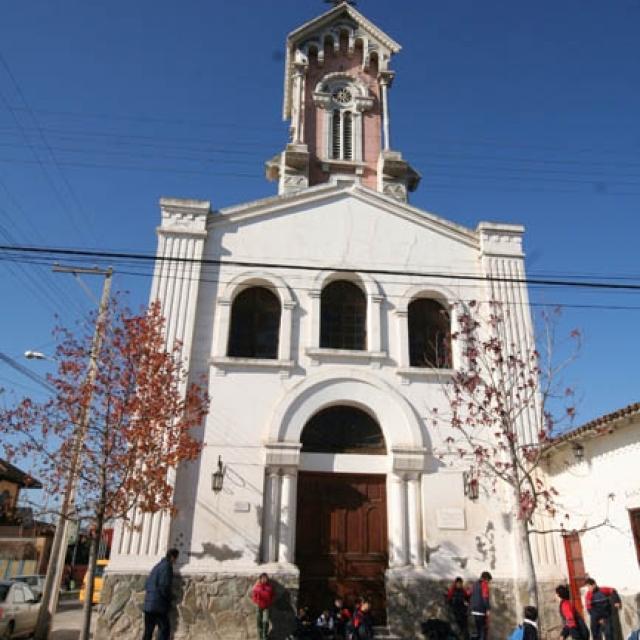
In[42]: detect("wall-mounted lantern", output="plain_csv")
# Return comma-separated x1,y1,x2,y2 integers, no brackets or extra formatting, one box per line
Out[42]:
463,468,480,501
212,455,226,493
571,442,585,463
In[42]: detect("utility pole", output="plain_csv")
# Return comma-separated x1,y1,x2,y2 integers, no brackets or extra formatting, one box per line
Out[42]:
33,265,112,640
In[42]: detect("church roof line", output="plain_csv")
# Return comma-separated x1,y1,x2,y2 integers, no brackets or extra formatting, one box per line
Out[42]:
213,182,479,249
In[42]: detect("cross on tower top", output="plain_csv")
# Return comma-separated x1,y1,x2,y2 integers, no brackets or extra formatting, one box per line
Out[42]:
324,0,357,7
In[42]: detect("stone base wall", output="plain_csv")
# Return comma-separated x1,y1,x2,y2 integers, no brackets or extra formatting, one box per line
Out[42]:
95,572,298,640
386,573,519,640
97,571,635,640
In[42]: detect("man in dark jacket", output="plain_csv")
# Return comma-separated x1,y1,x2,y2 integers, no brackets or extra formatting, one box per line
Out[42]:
470,571,492,640
143,548,179,640
585,578,622,640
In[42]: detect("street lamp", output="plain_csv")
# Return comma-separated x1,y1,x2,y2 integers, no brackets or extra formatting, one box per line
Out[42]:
463,468,480,500
212,456,226,493
24,351,50,361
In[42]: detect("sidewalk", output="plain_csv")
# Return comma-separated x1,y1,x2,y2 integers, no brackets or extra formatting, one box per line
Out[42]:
51,602,95,640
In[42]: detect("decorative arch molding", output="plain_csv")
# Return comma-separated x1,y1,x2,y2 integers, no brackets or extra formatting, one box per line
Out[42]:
307,270,384,355
266,368,429,455
220,270,296,309
212,270,297,367
395,283,455,315
395,283,458,372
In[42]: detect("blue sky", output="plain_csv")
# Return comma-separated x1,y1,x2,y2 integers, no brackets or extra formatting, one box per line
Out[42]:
0,0,638,427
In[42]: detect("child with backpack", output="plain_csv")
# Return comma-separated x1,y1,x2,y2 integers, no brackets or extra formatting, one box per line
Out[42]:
585,578,621,640
556,585,589,640
446,576,471,640
508,606,539,640
470,571,492,640
331,597,352,639
347,599,374,639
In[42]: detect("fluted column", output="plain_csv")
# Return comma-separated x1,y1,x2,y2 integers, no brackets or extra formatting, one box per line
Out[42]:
407,473,424,567
111,199,209,570
278,470,297,563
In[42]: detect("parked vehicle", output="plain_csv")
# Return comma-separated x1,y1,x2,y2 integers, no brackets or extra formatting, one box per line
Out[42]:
79,559,108,605
12,575,46,598
0,580,41,639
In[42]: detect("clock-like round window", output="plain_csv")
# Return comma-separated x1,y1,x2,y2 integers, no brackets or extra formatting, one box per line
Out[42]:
333,87,353,106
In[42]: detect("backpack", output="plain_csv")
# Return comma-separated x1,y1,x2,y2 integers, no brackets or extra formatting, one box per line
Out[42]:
508,626,524,640
590,590,612,619
450,588,467,611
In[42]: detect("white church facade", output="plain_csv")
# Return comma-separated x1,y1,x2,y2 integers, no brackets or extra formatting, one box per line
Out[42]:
98,4,566,639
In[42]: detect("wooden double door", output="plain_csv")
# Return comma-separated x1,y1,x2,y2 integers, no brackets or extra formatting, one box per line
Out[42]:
296,472,388,622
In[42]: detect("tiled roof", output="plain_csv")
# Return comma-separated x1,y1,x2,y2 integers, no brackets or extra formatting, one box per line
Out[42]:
0,459,43,489
552,401,640,445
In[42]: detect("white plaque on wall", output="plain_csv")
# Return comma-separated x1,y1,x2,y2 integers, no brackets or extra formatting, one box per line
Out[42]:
436,507,466,530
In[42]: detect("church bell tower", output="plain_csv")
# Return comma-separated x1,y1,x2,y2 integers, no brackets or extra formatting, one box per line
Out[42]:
266,1,420,202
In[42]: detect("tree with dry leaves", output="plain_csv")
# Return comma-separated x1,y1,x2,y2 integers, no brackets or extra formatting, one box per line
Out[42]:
0,298,209,639
430,300,580,608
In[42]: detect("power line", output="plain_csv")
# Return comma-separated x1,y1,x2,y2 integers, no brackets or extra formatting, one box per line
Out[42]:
0,352,55,394
2,243,640,292
3,252,640,312
0,52,97,244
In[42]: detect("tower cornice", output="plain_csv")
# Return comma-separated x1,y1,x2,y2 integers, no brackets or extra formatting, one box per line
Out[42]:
283,3,401,120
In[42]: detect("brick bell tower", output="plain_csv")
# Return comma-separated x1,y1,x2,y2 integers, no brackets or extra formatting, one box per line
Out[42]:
266,1,420,203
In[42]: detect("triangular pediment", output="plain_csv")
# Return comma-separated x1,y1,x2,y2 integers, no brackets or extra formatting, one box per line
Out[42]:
212,183,478,250
288,3,401,55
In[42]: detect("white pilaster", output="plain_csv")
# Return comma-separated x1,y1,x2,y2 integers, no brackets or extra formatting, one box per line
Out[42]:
396,309,409,369
368,294,383,353
389,473,409,567
278,470,297,563
264,468,281,563
109,198,209,572
407,473,424,567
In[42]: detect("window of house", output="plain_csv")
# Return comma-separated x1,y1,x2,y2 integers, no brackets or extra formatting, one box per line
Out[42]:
301,405,386,455
227,286,280,359
408,298,452,368
630,508,640,564
320,280,366,350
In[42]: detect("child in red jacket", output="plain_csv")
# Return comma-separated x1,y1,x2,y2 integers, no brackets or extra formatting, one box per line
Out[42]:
251,573,275,640
585,578,622,640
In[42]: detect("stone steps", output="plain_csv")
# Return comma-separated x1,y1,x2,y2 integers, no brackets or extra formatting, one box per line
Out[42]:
373,625,403,639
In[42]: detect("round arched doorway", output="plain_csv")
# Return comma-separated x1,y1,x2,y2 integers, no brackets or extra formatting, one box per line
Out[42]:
296,405,389,622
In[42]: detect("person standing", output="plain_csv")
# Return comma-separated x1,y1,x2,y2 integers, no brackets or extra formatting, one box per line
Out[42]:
522,605,539,640
251,572,275,640
556,584,588,640
142,548,179,640
446,576,471,640
470,571,492,640
585,578,622,640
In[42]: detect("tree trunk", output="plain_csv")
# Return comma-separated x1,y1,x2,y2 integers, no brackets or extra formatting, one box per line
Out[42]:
79,509,105,640
516,506,539,609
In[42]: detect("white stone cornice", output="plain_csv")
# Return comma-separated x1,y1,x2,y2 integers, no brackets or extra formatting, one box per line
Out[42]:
477,221,525,258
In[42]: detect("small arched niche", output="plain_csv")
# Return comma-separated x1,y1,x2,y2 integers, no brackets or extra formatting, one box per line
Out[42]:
301,405,386,455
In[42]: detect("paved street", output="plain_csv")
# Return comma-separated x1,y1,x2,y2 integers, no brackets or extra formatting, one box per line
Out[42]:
51,602,94,640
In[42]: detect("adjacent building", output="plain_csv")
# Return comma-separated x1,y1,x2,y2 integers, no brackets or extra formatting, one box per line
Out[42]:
547,402,640,638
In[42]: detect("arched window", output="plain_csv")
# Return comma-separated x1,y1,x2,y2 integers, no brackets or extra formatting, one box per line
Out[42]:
408,298,452,368
301,406,386,455
227,286,280,359
320,280,366,350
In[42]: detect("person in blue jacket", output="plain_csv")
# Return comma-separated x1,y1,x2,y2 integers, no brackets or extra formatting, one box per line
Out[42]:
142,548,179,640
